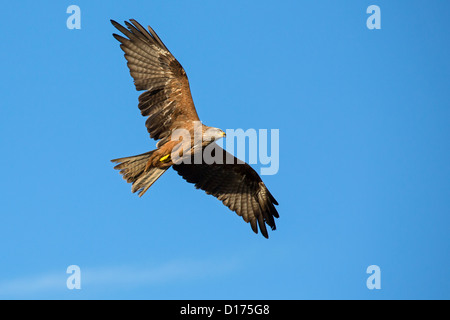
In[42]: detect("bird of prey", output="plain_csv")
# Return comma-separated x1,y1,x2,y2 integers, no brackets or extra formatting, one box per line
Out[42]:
110,19,279,238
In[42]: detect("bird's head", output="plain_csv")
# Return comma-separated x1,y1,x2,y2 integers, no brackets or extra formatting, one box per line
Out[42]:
203,127,226,143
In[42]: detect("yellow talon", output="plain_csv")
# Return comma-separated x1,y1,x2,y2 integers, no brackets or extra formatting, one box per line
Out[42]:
159,154,171,162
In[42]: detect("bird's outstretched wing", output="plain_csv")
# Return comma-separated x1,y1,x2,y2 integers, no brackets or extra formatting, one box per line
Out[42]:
111,19,200,142
172,145,279,238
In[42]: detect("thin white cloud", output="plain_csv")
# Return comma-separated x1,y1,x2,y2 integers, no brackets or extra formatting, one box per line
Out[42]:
0,256,240,297
0,273,63,296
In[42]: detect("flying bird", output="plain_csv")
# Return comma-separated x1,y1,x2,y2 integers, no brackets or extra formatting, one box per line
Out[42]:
110,19,279,238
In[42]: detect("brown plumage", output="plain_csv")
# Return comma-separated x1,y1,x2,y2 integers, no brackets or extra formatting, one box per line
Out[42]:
110,19,279,238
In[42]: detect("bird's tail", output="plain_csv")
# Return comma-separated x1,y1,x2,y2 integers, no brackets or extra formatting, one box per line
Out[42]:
111,150,168,197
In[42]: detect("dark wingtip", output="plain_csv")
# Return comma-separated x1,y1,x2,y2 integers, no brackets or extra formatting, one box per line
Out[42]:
112,33,126,43
268,191,279,206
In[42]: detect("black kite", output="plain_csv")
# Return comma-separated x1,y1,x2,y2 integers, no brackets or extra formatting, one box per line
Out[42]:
110,19,279,238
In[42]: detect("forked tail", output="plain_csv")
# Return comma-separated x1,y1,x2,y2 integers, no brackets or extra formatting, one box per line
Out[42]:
111,150,168,197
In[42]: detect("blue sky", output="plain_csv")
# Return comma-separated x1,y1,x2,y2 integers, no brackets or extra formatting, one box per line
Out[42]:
0,1,449,299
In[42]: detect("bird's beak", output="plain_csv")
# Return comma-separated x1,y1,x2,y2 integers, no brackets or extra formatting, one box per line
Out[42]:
221,131,226,137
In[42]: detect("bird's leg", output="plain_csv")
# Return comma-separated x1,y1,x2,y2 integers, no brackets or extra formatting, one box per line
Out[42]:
147,140,181,169
159,154,171,163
